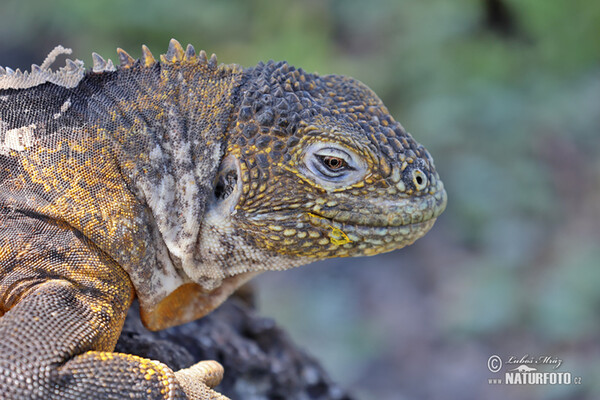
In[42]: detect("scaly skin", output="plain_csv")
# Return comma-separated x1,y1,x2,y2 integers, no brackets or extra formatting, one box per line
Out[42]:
0,40,446,399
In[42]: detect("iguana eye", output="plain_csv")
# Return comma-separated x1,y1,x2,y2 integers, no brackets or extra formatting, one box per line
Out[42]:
309,147,355,180
318,155,349,172
301,142,367,189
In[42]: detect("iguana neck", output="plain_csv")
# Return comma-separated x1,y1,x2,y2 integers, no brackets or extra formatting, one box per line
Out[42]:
92,62,245,273
78,61,246,326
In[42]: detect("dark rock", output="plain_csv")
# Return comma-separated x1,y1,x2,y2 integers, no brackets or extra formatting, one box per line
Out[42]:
116,297,354,400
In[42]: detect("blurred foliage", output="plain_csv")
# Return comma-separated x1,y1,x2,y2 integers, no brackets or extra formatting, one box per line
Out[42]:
1,0,599,399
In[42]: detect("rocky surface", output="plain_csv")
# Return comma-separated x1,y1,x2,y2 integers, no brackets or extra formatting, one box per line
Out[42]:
116,296,353,400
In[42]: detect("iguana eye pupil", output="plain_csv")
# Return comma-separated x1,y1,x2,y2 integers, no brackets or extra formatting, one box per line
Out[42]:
321,156,346,171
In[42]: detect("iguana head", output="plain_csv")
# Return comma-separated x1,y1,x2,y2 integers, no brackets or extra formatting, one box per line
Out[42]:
197,61,446,279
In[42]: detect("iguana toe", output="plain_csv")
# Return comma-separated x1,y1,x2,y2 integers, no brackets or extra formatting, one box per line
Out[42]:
175,360,229,399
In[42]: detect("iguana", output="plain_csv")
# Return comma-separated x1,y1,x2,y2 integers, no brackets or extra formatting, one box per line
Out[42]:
0,39,446,399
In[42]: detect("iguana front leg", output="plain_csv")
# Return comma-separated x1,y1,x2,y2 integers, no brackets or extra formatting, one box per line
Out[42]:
0,213,228,399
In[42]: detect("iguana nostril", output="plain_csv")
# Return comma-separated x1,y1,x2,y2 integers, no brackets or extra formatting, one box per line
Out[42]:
412,169,427,191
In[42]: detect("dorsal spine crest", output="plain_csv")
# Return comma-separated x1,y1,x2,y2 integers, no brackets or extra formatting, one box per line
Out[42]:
0,39,230,90
0,45,84,90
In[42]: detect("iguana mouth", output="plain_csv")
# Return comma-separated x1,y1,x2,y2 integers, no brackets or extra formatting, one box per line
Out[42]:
304,182,446,250
308,180,447,229
305,211,438,254
306,208,437,235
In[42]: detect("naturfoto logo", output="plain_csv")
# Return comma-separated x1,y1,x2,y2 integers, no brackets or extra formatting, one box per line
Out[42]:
487,354,582,386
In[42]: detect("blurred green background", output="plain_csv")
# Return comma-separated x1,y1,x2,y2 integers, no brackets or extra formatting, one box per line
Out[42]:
1,0,598,399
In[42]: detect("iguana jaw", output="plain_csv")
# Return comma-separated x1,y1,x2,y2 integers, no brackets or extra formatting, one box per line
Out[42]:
304,212,439,257
241,178,446,258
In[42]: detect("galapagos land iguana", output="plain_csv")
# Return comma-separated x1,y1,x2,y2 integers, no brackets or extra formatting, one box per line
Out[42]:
0,39,447,399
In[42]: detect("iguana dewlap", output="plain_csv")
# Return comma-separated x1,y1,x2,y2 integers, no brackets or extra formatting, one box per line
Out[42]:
0,40,446,399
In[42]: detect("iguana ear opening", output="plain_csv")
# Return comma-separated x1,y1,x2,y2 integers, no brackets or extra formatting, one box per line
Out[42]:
211,155,241,214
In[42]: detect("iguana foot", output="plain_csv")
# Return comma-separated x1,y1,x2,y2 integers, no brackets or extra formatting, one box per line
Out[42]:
175,360,229,400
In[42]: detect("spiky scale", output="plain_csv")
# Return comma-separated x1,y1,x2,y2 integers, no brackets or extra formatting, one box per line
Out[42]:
164,38,185,63
104,59,116,72
184,44,196,62
198,50,208,64
65,59,79,73
141,45,156,67
92,52,107,73
116,48,135,69
208,54,218,69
